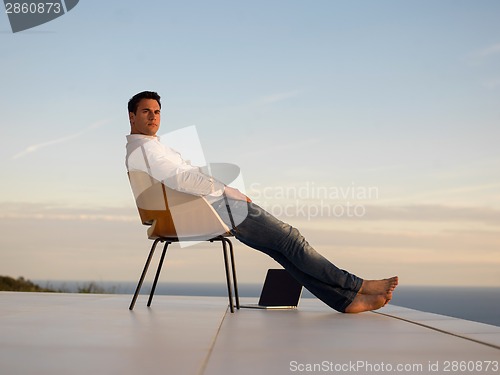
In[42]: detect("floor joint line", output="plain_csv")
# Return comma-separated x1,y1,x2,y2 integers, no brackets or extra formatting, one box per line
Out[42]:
374,311,500,350
197,305,230,375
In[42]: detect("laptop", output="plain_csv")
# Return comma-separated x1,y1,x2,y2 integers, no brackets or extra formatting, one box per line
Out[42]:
241,269,303,309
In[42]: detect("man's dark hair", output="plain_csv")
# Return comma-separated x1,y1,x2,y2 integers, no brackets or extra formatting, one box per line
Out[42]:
128,91,161,114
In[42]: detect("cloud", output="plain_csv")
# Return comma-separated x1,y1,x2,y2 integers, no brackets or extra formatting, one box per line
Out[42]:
241,137,320,158
362,204,500,225
309,226,500,253
0,202,137,222
475,43,500,59
466,42,500,65
12,119,111,160
255,90,301,105
483,78,500,89
253,199,500,226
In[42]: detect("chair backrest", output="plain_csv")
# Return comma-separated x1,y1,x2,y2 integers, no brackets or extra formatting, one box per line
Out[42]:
128,170,230,240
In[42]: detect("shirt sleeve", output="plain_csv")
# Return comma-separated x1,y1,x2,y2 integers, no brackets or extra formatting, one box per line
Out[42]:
139,138,225,198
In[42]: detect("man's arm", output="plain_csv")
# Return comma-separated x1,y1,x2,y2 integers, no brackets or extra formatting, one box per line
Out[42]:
128,138,251,201
224,186,252,202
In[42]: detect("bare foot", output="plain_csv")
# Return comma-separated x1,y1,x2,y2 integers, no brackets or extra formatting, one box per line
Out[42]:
384,291,393,306
358,276,398,295
344,292,392,313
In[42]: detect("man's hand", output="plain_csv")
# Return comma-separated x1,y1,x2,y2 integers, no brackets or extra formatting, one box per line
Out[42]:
224,186,252,202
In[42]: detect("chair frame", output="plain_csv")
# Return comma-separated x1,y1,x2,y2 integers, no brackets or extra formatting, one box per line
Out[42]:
127,169,241,312
128,235,240,312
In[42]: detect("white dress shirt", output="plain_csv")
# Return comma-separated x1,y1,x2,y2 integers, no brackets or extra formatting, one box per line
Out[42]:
125,134,225,202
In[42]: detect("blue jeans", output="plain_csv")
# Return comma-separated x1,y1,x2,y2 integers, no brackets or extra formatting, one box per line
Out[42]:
213,199,363,312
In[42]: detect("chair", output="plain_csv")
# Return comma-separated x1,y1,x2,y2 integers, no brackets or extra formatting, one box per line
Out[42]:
127,170,240,312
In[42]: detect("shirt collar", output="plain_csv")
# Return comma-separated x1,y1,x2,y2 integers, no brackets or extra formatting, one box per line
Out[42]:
126,134,160,141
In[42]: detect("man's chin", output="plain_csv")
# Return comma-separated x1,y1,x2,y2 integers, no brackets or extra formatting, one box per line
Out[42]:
147,126,159,135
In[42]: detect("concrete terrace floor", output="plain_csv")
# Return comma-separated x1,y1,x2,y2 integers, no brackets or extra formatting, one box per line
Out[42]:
0,292,499,375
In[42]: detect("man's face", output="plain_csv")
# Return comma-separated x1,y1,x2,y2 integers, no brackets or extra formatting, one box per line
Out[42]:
129,99,161,136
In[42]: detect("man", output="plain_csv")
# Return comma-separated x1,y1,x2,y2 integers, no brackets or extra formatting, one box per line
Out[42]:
125,91,398,313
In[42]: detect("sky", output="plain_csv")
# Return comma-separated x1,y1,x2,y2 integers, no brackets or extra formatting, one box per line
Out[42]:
1,0,499,287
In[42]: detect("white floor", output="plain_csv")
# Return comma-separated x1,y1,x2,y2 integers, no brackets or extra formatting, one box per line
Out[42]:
0,292,499,375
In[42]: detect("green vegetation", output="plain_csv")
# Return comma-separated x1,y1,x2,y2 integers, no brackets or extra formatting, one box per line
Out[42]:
0,276,55,292
75,281,110,294
0,276,113,294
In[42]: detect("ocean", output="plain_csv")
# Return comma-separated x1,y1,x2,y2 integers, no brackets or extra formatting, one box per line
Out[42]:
37,281,500,327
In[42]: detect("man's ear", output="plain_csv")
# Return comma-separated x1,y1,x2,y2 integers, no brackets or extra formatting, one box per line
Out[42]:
129,111,135,125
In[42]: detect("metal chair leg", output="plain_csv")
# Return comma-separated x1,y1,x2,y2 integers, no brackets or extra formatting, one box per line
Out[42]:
225,238,240,309
148,241,170,307
131,237,239,312
221,239,235,313
129,238,162,310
